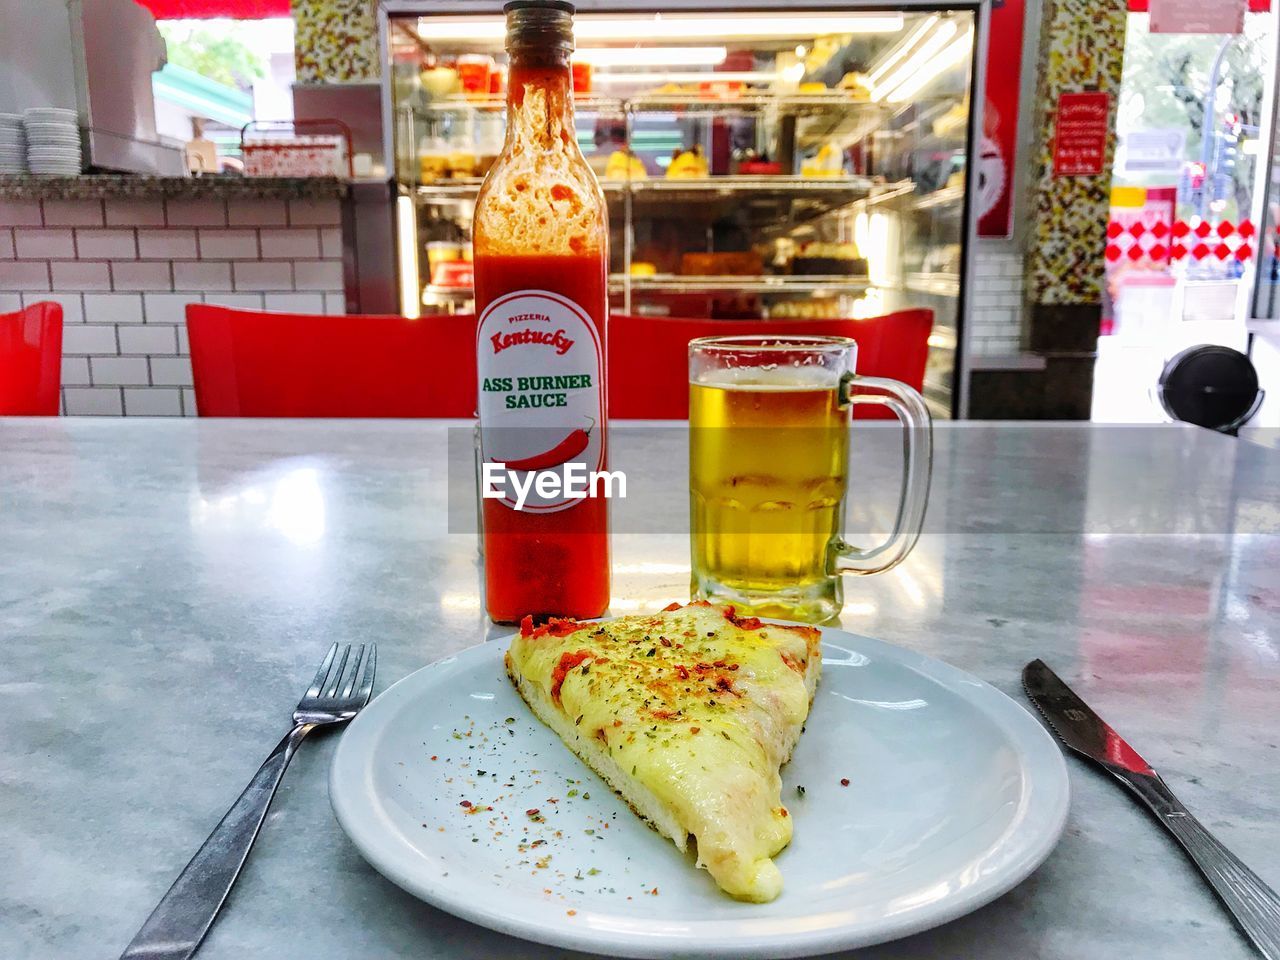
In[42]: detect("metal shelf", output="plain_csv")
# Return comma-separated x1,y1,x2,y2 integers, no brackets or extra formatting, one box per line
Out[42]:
629,92,880,116
414,175,905,239
904,272,961,298
415,174,881,197
430,275,871,300
412,92,881,119
623,274,870,296
631,174,877,194
913,185,965,212
411,94,624,114
405,93,888,152
422,285,474,305
414,179,626,197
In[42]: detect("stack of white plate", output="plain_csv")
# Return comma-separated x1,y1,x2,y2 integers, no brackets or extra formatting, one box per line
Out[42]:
0,114,26,174
24,107,82,175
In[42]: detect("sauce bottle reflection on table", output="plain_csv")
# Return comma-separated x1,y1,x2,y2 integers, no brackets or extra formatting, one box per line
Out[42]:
473,0,610,623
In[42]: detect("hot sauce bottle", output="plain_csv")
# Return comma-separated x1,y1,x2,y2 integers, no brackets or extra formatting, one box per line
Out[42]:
473,0,610,623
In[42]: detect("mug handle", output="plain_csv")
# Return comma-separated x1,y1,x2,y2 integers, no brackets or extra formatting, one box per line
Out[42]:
831,374,933,576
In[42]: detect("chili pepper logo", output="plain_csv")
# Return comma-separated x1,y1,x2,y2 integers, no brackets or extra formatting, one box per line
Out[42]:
491,418,595,472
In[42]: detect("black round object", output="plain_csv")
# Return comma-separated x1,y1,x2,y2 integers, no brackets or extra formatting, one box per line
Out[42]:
1157,345,1261,432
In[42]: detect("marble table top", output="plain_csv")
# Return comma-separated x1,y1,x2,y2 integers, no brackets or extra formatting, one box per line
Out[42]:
3,418,1278,960
0,174,349,202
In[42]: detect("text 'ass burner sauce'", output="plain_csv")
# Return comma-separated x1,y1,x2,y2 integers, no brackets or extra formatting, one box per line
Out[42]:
473,0,610,623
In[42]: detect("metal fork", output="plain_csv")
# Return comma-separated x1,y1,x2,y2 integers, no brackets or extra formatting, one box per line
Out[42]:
120,643,376,960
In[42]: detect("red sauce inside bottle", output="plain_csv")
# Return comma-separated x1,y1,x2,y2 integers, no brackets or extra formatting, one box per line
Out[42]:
474,253,609,623
473,38,610,624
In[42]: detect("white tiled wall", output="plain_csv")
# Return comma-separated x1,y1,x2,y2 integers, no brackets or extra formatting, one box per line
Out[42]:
969,244,1025,357
0,195,347,416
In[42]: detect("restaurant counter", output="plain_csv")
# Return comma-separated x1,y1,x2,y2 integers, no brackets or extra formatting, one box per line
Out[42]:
1,174,396,416
0,173,348,202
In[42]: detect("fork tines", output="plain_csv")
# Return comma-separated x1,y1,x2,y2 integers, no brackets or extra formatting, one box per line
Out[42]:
299,642,376,713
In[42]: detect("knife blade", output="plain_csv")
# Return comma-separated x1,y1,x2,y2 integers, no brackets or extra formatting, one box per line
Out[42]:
1022,659,1280,960
1021,658,1155,776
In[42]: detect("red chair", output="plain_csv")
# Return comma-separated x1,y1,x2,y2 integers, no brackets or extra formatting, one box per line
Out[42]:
186,305,478,417
0,301,63,415
606,310,934,419
186,305,931,420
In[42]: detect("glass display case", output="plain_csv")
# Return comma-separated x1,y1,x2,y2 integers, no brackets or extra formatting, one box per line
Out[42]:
378,1,985,417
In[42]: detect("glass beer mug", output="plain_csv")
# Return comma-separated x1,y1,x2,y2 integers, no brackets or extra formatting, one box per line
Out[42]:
689,336,932,623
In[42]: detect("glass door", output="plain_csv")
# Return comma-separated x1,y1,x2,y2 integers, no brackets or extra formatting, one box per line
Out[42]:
1252,41,1280,325
1247,15,1280,431
1093,4,1277,422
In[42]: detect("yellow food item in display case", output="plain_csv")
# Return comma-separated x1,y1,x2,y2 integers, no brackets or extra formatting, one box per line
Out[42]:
933,98,970,138
666,145,709,179
605,149,647,181
801,143,844,178
767,298,842,320
420,66,460,98
419,153,449,183
838,72,873,102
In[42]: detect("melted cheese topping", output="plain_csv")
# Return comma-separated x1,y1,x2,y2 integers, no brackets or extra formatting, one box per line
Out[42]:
506,601,820,901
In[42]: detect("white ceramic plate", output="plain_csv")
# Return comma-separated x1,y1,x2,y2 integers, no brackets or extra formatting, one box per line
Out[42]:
330,626,1069,958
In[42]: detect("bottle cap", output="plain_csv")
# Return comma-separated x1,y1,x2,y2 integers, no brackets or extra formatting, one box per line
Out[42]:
504,0,574,57
504,0,574,11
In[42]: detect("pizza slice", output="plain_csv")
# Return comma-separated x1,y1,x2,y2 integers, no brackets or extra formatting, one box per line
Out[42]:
505,600,821,902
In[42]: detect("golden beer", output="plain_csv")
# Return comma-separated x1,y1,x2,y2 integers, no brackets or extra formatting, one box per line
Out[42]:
690,368,848,619
689,335,933,624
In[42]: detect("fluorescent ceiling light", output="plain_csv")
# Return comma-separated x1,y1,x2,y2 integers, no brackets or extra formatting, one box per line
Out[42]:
872,19,958,102
573,46,726,67
885,26,973,102
866,15,937,86
421,13,904,43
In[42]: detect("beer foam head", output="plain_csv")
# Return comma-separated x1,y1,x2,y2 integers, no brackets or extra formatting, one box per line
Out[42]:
474,84,604,258
695,364,841,391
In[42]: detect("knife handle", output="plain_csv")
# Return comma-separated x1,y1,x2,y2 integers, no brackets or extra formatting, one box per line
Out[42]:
1115,770,1280,960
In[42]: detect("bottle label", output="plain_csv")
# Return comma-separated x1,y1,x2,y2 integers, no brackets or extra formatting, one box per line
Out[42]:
477,289,605,513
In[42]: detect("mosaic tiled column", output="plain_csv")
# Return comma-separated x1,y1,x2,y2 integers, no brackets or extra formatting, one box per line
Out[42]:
1022,0,1128,417
969,0,1128,419
291,0,380,83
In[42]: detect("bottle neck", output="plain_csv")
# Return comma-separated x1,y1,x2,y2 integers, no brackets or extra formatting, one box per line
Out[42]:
504,53,576,142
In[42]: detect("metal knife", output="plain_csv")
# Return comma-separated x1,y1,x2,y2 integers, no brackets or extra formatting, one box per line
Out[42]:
1023,659,1280,960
